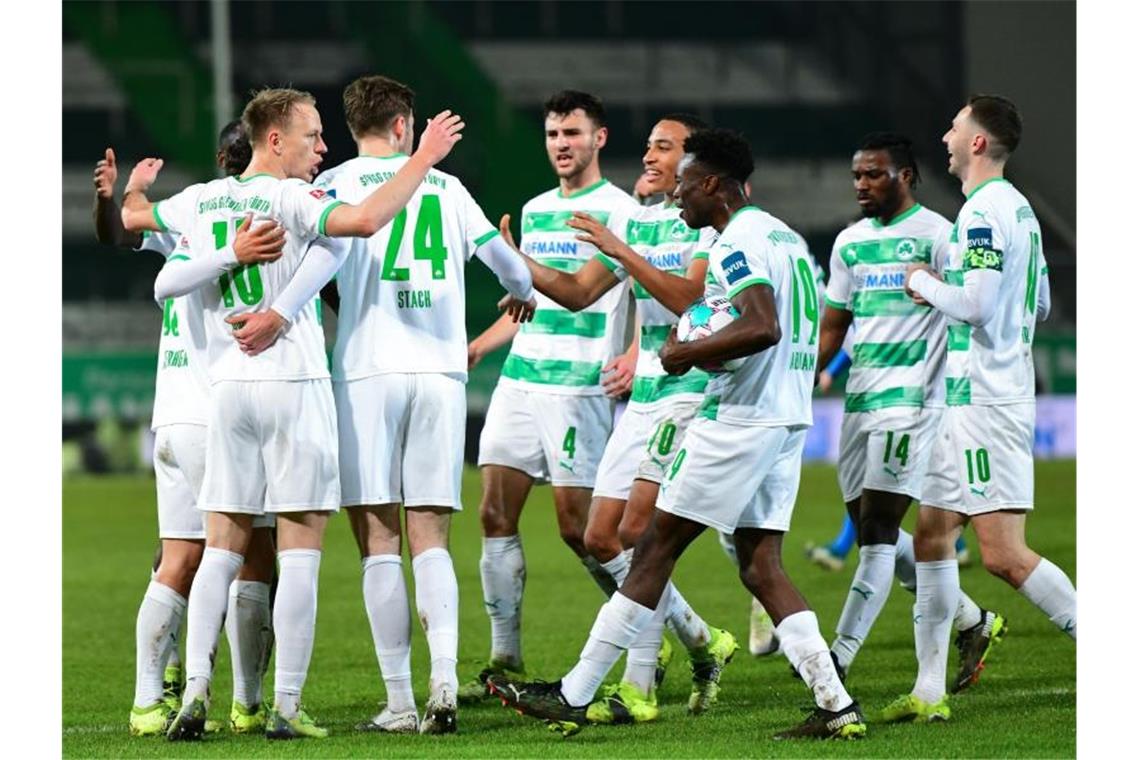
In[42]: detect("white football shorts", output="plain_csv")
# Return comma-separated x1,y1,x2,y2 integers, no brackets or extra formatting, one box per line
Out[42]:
335,373,466,510
477,384,613,488
153,423,207,539
594,401,700,500
656,417,807,534
837,407,941,503
198,379,340,515
921,402,1035,515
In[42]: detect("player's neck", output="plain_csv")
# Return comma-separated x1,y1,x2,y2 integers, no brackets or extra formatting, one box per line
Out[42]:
242,152,287,180
960,159,1004,198
357,135,402,158
877,197,917,226
711,196,750,233
559,164,604,197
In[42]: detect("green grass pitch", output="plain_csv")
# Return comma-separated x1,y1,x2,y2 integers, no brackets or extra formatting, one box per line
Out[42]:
63,461,1075,757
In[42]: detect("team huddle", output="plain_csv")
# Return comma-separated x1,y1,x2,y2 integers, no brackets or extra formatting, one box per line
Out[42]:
90,75,1075,742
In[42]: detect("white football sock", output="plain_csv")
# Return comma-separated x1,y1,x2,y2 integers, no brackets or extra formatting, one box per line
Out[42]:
912,560,957,704
1018,558,1076,639
622,596,668,696
362,554,416,713
133,581,186,707
777,610,853,712
273,549,322,718
896,530,981,631
664,581,710,650
479,535,525,668
600,548,632,590
183,547,243,704
226,580,272,709
583,554,619,597
561,592,654,706
832,544,895,670
413,548,460,693
166,624,183,671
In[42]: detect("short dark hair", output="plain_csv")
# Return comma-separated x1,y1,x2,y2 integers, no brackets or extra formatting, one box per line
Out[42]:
217,119,251,177
242,87,316,145
657,113,708,133
543,90,606,128
858,131,921,186
343,75,416,139
683,128,754,184
967,94,1022,158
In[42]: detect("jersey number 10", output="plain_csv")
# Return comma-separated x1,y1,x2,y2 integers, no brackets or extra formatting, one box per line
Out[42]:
213,219,264,307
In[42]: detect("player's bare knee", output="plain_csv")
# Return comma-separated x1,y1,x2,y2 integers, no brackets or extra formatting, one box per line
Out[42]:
479,496,516,537
617,518,646,551
583,521,618,561
859,517,901,547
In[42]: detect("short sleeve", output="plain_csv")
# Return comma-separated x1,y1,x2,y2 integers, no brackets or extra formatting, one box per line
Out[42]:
825,236,852,309
135,230,181,259
458,181,499,261
711,223,774,301
962,202,1007,273
153,183,202,235
279,180,345,241
692,226,719,262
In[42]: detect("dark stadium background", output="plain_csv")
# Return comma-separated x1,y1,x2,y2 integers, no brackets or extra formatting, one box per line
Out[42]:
61,0,1075,472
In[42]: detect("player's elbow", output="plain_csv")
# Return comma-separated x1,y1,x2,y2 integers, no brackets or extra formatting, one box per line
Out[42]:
121,209,144,233
754,320,781,350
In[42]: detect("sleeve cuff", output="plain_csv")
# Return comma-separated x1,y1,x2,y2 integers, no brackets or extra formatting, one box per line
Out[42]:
824,296,847,310
594,252,620,272
317,200,345,236
152,203,168,232
474,229,500,247
692,251,710,261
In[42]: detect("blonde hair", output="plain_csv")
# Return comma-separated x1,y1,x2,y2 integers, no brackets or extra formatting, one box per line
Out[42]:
241,87,317,145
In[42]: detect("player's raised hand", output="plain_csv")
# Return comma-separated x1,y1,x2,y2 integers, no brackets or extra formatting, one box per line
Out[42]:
226,310,286,356
569,212,622,257
497,293,537,323
124,157,164,194
232,214,286,265
601,351,636,398
93,148,118,199
415,110,465,165
499,214,520,251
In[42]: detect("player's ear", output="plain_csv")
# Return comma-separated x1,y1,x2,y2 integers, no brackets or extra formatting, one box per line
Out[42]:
593,125,608,150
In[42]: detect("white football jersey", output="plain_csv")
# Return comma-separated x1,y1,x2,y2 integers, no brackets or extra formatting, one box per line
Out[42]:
138,231,210,429
701,206,816,427
825,205,952,413
942,178,1045,406
314,154,498,382
501,179,640,396
153,174,342,382
600,201,716,410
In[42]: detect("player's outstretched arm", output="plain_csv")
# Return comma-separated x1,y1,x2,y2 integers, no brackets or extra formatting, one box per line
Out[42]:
816,305,854,379
659,283,780,376
322,111,464,238
497,213,617,311
569,211,704,314
228,236,350,356
120,158,166,232
93,148,143,249
468,311,521,370
154,215,285,300
906,265,1000,327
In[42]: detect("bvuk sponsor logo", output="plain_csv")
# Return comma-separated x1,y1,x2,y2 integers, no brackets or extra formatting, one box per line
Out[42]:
721,251,751,285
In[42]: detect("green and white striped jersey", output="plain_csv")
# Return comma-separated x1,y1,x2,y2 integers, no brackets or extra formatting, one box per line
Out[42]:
598,201,716,410
501,179,640,396
942,178,1044,406
825,204,952,413
699,206,817,427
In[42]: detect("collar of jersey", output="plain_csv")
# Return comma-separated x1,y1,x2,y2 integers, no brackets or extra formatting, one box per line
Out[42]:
234,172,276,183
870,202,923,228
727,205,761,225
558,178,609,199
360,152,409,159
965,176,1010,201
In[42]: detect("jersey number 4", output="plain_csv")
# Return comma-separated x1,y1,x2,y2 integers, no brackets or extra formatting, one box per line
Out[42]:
213,220,264,306
381,196,449,281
